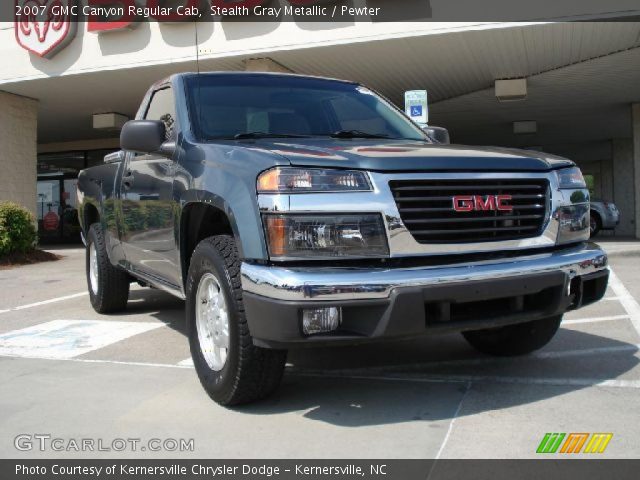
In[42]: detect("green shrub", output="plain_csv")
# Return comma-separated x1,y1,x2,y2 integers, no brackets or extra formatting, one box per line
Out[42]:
0,202,37,256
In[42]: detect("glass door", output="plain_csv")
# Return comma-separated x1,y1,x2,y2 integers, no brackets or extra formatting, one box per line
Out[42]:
37,176,62,241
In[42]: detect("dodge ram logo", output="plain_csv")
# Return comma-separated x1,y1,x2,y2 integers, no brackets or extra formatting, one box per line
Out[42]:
15,0,78,59
452,195,513,212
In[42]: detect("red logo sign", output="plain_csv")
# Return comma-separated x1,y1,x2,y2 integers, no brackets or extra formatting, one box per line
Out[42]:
452,195,513,212
15,1,335,55
43,211,60,231
15,0,78,59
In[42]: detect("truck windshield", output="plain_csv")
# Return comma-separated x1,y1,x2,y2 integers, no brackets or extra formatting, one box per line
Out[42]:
186,75,427,142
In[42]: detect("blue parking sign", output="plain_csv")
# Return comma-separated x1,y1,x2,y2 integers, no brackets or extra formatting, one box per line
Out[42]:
405,90,428,124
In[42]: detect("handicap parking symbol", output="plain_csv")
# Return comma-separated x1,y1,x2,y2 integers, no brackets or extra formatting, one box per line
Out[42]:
410,106,423,117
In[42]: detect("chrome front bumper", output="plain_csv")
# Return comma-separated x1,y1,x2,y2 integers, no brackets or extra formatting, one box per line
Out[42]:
241,243,608,302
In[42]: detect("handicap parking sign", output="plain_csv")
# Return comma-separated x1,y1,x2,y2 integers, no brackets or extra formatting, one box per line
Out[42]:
404,90,428,125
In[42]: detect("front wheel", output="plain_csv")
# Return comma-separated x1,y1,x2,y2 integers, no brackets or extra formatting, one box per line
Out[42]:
186,235,287,406
462,315,562,356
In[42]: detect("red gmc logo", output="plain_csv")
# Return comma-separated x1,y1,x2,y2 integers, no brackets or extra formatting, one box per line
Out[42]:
452,195,513,212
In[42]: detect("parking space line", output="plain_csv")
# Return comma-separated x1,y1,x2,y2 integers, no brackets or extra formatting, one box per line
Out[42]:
603,296,633,302
0,355,192,369
315,343,640,372
406,374,640,389
7,341,637,372
177,357,194,367
0,292,88,315
563,314,630,325
434,381,471,460
3,355,639,391
608,269,640,336
289,371,640,389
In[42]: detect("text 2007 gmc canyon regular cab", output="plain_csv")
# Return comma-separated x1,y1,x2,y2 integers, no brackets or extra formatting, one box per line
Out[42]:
77,72,609,405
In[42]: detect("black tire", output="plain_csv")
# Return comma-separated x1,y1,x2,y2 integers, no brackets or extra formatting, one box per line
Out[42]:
462,315,562,356
590,211,602,237
86,223,130,313
186,235,287,406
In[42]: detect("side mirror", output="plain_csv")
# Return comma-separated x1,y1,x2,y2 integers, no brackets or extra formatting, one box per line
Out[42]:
423,126,450,145
120,120,167,155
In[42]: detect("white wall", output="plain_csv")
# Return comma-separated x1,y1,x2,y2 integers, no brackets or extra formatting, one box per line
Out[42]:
0,20,509,85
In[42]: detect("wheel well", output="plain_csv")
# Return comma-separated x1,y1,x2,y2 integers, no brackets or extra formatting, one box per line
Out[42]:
590,209,601,222
181,203,234,285
84,203,100,231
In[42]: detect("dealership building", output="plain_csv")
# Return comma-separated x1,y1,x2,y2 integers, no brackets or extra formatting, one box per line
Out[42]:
1,4,640,241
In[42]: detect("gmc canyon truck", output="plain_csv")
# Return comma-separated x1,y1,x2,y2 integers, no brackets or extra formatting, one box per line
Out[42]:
77,72,609,406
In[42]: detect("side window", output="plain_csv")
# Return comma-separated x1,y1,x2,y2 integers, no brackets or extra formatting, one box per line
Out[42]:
145,88,177,140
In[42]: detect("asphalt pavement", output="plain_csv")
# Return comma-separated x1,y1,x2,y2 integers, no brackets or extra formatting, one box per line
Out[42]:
0,242,639,459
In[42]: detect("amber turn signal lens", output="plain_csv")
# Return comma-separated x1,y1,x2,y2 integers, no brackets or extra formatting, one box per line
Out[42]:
265,216,287,257
257,168,371,193
257,169,281,193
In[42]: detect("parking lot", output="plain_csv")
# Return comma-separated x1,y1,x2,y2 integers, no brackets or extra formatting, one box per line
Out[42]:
1,240,639,459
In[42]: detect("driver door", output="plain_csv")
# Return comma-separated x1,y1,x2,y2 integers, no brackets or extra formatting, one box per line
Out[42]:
120,86,181,288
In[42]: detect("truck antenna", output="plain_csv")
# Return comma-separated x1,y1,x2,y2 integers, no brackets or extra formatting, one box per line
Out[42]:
194,18,203,138
195,19,201,75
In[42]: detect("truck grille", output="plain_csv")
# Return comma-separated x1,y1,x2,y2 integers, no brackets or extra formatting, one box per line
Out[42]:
390,178,549,243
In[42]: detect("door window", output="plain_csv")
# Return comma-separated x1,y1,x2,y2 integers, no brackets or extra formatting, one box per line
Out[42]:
145,87,177,140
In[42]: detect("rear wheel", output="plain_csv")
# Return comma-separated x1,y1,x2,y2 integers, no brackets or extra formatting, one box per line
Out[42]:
590,211,602,237
186,235,287,406
86,223,130,313
462,315,562,356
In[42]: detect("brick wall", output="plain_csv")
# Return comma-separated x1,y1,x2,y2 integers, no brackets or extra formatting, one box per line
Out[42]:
0,91,38,215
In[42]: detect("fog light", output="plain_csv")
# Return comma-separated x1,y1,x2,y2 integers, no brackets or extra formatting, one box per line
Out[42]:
302,307,341,335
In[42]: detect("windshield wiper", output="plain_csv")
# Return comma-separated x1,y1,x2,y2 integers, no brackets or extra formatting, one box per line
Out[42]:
233,132,310,140
330,130,391,139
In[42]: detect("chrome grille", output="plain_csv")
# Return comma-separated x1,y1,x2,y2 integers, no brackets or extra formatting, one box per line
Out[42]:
390,178,549,243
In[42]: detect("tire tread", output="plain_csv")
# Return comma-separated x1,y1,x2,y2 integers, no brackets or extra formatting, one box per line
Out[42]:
87,223,130,313
190,235,286,406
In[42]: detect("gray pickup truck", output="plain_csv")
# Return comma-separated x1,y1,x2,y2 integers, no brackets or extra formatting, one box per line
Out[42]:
77,72,609,405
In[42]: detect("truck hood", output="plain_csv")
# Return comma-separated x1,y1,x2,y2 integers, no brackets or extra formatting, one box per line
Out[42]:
249,139,574,172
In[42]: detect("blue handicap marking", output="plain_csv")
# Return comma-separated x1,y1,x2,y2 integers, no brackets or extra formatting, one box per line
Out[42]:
410,106,423,117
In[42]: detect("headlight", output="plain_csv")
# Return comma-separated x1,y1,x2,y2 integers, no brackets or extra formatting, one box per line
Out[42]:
263,213,389,259
257,168,371,193
555,167,586,189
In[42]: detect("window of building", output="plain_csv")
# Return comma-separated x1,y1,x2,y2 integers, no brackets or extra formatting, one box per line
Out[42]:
38,149,118,174
37,152,86,175
36,148,118,243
